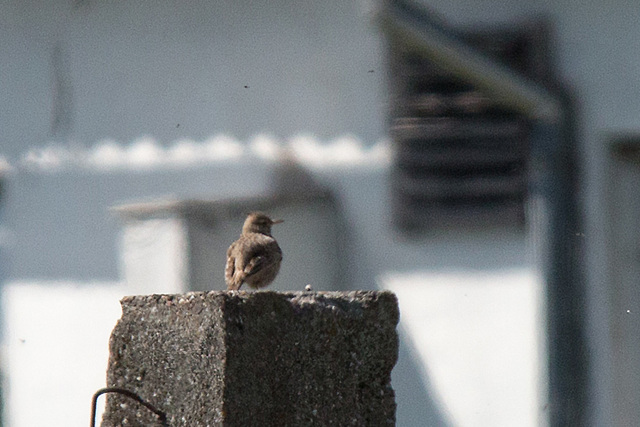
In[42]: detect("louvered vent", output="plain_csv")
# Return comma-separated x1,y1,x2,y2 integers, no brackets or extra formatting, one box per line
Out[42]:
389,24,550,232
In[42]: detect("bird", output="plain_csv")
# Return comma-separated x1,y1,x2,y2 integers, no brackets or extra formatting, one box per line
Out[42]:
225,212,283,291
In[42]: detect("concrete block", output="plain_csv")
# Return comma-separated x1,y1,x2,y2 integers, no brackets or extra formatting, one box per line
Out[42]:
101,291,399,426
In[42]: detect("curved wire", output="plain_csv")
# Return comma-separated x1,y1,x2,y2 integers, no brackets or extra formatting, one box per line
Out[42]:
90,387,168,427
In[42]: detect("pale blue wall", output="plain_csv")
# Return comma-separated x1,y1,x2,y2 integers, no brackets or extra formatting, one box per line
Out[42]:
0,0,386,161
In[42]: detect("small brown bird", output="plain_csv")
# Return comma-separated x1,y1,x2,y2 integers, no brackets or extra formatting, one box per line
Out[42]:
225,212,283,291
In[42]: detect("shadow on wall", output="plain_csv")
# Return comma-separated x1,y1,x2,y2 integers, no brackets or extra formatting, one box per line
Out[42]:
394,327,452,427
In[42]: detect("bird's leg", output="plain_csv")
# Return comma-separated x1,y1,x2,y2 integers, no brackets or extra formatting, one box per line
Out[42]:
227,281,243,291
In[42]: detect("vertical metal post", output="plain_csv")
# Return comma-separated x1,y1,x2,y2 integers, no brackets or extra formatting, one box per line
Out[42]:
530,93,587,426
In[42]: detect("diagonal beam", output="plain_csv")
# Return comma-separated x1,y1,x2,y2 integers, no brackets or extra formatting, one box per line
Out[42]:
376,0,562,122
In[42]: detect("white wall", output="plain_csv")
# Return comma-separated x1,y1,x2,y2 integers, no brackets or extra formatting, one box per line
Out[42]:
3,161,272,281
2,162,540,427
5,0,621,425
384,270,543,427
419,1,640,425
0,0,385,161
2,282,124,427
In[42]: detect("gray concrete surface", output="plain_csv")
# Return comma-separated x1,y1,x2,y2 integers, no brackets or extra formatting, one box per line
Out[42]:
102,290,399,426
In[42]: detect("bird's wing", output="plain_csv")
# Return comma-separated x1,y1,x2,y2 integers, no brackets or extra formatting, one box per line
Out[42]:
243,254,268,278
225,242,243,289
242,237,282,279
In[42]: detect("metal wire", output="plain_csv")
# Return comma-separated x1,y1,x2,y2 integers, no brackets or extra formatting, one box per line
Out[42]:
90,387,168,427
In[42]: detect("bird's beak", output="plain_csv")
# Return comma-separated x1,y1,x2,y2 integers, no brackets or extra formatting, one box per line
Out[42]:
272,219,284,225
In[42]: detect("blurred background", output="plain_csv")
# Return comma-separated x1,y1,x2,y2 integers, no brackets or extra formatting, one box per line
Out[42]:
1,0,638,426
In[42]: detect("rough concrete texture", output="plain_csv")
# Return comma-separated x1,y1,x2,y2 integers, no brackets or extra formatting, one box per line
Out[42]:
102,291,399,426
